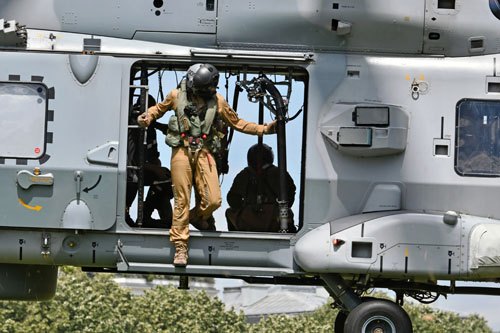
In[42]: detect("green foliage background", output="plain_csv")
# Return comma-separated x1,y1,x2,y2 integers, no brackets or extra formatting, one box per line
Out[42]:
0,267,492,332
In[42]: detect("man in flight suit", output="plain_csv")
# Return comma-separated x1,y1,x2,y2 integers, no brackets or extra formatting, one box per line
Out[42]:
137,63,276,267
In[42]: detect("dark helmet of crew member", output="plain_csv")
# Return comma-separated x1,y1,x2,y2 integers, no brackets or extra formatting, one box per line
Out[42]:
147,94,156,108
132,94,156,116
247,143,274,170
186,63,219,98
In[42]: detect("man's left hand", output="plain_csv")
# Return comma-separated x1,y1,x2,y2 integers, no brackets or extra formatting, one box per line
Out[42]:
264,120,278,134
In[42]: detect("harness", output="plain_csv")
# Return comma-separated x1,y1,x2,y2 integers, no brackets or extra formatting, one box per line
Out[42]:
165,80,224,168
245,165,277,207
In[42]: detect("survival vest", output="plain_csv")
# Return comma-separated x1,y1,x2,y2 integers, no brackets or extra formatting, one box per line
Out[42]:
165,80,225,155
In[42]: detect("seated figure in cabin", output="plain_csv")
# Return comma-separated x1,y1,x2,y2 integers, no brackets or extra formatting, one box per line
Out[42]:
126,95,173,228
225,143,297,232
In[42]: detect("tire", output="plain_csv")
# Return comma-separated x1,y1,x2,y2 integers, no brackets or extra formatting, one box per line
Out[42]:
334,297,378,332
344,299,413,333
334,311,347,333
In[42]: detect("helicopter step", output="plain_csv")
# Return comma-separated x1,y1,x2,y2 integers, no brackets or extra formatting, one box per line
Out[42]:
116,261,295,277
115,235,297,277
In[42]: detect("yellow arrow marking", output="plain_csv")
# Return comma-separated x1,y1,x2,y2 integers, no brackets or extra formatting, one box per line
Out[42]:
18,198,42,212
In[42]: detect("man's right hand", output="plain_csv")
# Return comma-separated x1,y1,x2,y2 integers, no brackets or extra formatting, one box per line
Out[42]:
137,113,151,128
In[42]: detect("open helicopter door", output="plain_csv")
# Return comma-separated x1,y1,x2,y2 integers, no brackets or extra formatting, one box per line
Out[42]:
0,51,123,230
115,60,308,278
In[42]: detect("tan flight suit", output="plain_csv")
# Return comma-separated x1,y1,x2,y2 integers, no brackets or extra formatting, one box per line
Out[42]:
145,89,270,247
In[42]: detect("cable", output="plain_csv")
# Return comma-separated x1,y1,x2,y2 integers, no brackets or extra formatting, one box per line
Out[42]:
225,70,230,101
287,105,304,122
158,70,165,101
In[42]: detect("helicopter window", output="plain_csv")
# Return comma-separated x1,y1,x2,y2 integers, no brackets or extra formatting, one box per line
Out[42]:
489,82,500,93
0,82,47,159
206,0,215,11
438,0,455,9
455,99,500,177
351,241,372,259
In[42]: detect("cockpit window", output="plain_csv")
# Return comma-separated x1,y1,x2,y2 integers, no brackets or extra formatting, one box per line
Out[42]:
455,99,500,177
0,82,47,159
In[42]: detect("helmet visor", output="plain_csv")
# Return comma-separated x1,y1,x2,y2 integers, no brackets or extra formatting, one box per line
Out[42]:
193,84,217,98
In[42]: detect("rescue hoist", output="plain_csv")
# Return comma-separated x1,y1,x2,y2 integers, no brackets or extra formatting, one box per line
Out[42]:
238,73,293,232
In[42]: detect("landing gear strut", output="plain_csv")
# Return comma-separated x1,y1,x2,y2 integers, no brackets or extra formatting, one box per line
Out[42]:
334,310,348,332
321,274,413,332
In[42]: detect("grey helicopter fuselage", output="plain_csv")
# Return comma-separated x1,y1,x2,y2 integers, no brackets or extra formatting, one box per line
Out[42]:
0,0,500,320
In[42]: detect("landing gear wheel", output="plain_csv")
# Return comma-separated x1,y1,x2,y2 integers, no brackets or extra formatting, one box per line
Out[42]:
334,311,347,333
344,299,413,333
333,297,378,332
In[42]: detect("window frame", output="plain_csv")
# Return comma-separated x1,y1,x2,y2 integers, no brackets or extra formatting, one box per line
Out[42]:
0,81,49,160
128,60,309,233
454,98,500,178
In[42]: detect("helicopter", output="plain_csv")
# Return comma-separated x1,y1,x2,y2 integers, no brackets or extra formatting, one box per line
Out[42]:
2,0,500,331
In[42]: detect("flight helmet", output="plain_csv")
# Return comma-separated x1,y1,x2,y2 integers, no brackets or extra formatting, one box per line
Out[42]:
247,143,274,171
132,94,156,116
186,63,219,98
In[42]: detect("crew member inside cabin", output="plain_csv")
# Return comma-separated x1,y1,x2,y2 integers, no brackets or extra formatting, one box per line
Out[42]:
126,95,173,228
137,63,277,267
226,143,296,233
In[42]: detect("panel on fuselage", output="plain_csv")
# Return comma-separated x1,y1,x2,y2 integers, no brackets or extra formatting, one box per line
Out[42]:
0,52,123,230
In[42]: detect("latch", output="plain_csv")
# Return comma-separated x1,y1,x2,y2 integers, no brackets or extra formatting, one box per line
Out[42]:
41,233,51,258
17,168,54,190
331,19,352,36
74,171,83,201
410,79,429,100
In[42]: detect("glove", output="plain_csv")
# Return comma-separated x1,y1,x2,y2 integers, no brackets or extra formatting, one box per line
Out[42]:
137,113,151,128
263,120,277,134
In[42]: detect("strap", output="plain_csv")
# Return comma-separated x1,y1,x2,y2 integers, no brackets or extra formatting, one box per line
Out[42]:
201,98,217,135
177,79,218,136
187,147,202,171
177,80,189,120
228,81,243,146
262,171,278,199
246,166,277,205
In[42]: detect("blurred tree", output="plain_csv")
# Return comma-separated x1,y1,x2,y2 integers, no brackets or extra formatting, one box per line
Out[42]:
0,268,491,333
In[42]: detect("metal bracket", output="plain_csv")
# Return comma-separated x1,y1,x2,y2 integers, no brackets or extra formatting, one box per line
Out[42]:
238,76,277,114
396,290,405,306
178,276,190,290
278,200,290,233
116,239,130,271
190,48,314,62
0,19,27,47
41,233,51,258
74,171,83,202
